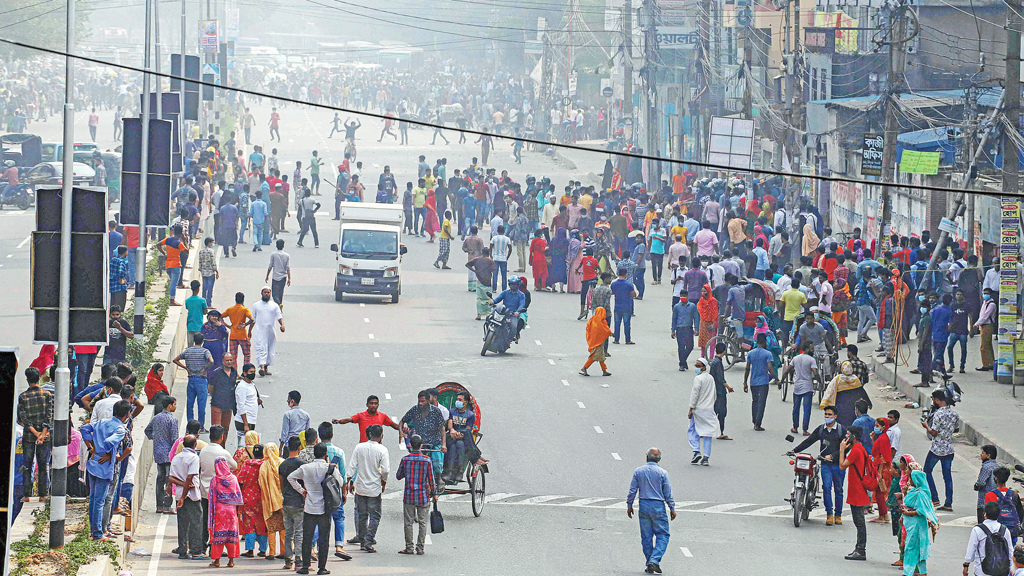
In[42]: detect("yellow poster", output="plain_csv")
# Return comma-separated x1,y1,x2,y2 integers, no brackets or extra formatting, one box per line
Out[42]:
814,12,859,53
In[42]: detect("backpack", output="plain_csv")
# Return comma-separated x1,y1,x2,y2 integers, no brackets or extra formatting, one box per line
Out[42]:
321,463,343,513
993,489,1022,538
854,449,879,492
979,524,1010,576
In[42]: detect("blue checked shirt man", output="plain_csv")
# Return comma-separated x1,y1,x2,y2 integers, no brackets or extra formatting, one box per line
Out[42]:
109,246,131,310
395,435,436,554
627,449,676,574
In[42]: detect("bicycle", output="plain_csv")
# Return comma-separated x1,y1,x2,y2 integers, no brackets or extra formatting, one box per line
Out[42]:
702,316,749,371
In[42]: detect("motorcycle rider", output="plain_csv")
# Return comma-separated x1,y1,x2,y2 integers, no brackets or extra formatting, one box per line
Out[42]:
788,405,847,526
489,275,526,342
2,160,18,196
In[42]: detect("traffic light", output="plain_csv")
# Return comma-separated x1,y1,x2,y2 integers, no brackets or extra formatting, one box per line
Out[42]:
31,185,109,344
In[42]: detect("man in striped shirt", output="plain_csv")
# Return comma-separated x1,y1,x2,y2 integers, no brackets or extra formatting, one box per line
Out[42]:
395,434,436,555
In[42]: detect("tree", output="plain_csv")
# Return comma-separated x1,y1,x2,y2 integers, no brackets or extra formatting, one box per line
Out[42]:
0,1,91,62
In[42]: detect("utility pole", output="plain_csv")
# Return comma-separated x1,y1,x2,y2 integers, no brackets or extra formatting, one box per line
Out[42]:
998,0,1021,384
877,0,909,253
50,0,75,548
696,0,710,164
135,0,153,343
623,0,634,147
155,0,162,117
776,0,792,170
740,6,753,120
540,33,552,140
642,0,660,183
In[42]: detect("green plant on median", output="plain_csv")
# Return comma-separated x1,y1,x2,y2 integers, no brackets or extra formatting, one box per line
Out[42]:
9,502,119,576
125,247,170,391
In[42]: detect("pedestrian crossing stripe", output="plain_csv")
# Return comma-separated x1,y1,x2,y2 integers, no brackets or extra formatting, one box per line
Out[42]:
379,492,977,525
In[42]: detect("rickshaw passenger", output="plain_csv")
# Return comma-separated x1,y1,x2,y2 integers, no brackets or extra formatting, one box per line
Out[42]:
754,314,783,372
442,392,477,485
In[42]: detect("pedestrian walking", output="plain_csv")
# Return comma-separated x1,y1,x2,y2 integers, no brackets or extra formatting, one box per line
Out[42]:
184,280,206,346
207,353,238,439
964,501,1012,576
266,241,291,307
974,445,999,524
434,210,453,269
396,434,437,555
17,367,52,502
172,334,214,432
783,344,818,435
145,396,177,513
198,238,219,307
280,390,311,447
249,191,269,251
579,306,613,377
466,248,496,320
278,436,305,570
168,434,205,559
223,292,253,370
671,294,698,371
709,343,734,440
462,226,485,290
923,388,958,510
207,456,243,568
839,425,871,561
252,287,285,377
296,190,321,248
687,358,717,466
743,333,777,431
626,448,676,574
610,267,638,344
346,424,390,553
974,289,996,371
288,443,345,574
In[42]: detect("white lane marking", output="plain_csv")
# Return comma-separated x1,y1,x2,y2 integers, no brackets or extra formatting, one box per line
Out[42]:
563,497,614,506
17,235,30,248
516,495,569,505
364,317,370,322
698,503,756,513
360,303,365,307
483,493,521,502
535,339,542,346
561,379,570,386
747,505,792,516
680,547,693,558
384,393,392,400
368,334,375,339
379,371,386,378
547,359,555,365
5,254,11,258
424,533,432,545
146,510,169,576
611,452,621,460
576,401,586,409
593,426,603,434
601,384,609,388
373,352,380,358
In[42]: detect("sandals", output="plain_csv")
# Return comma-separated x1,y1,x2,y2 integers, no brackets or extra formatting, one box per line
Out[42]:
398,549,415,555
602,371,612,376
579,370,590,377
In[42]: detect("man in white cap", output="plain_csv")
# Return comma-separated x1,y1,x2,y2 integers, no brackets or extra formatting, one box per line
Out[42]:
687,357,717,466
251,285,284,376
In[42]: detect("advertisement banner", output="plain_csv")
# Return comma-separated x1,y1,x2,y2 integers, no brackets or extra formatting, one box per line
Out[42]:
861,134,883,176
200,20,219,52
997,197,1020,379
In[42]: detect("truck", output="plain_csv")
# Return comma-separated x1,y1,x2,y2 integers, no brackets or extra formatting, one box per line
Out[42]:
329,203,407,303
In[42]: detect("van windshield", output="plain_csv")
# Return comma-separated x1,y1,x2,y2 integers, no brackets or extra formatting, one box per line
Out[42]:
341,230,398,260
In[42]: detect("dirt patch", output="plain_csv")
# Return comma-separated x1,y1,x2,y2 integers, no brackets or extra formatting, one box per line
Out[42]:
18,550,71,576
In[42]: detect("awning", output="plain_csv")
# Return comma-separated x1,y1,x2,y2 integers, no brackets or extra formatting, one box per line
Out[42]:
896,127,958,165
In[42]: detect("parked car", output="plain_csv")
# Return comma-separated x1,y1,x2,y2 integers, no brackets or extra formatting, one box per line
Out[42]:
22,161,96,191
40,141,99,163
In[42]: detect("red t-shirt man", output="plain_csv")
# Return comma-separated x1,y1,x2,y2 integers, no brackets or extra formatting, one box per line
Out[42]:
579,255,599,281
334,399,398,443
844,441,872,507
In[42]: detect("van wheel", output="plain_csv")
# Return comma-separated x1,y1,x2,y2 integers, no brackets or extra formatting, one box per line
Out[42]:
335,290,344,302
391,291,399,303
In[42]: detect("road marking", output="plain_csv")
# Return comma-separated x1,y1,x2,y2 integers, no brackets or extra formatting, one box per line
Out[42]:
17,235,29,248
379,371,386,378
384,393,392,400
747,505,792,516
364,317,370,323
146,509,170,576
482,493,521,502
561,379,570,386
698,503,756,513
535,339,542,346
547,359,555,365
6,254,11,258
593,426,603,434
373,352,380,358
611,453,621,460
368,334,375,339
360,303,365,307
576,401,586,409
424,533,432,546
680,547,693,558
601,384,609,388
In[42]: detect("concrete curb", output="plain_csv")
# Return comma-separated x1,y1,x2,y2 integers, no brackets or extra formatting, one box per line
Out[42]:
871,356,1024,471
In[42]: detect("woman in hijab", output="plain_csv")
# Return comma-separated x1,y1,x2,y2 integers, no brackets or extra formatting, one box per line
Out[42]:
234,430,260,469
237,443,268,557
580,306,613,377
870,417,893,524
548,227,569,292
820,361,871,427
258,442,286,561
144,363,168,403
201,310,230,368
853,239,865,262
29,345,56,382
832,277,851,345
566,230,584,293
424,190,440,242
697,284,719,353
752,224,769,251
208,457,244,568
688,357,718,465
801,222,820,257
900,470,938,576
755,314,784,372
529,229,549,291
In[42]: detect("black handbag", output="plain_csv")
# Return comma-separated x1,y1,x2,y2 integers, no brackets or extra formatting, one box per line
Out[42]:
430,500,445,534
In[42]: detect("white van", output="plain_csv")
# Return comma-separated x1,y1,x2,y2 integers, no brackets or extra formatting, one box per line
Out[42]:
329,203,407,303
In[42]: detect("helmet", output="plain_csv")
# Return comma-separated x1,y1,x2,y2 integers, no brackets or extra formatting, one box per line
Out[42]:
508,275,521,285
4,160,14,167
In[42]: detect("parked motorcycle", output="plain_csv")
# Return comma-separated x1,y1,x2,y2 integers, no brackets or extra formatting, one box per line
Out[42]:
784,452,821,527
480,302,519,356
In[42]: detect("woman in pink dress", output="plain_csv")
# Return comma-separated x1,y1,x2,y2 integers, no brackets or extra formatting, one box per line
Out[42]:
424,190,441,242
566,231,584,293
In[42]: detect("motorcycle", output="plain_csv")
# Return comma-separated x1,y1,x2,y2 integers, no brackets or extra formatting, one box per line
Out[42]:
0,183,33,210
785,452,821,527
480,302,519,356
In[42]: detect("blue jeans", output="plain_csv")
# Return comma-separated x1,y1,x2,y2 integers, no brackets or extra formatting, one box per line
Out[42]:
167,266,183,300
750,384,769,427
492,260,508,291
252,219,266,247
932,339,949,374
687,417,711,457
239,216,248,242
245,532,268,553
125,250,137,279
946,333,968,369
781,319,794,348
414,207,425,234
332,503,345,545
792,391,812,432
88,474,111,539
186,376,208,428
637,499,670,566
614,311,632,343
675,328,694,368
820,463,845,516
633,267,646,298
202,275,216,307
753,268,766,279
923,450,953,507
462,217,473,237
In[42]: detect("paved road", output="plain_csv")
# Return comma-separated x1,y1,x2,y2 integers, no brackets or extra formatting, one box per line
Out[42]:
9,102,995,575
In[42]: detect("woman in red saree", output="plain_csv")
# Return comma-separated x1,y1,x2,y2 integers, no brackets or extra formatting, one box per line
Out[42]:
424,190,441,242
237,444,268,557
697,284,719,352
208,457,243,567
870,418,893,524
529,229,548,290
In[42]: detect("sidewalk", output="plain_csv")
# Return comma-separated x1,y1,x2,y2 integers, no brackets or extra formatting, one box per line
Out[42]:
870,332,1024,469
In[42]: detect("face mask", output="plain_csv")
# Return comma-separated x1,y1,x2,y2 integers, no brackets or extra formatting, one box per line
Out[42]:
918,295,926,302
244,372,255,379
694,366,704,375
454,400,464,409
873,427,882,435
824,417,836,425
984,294,991,300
